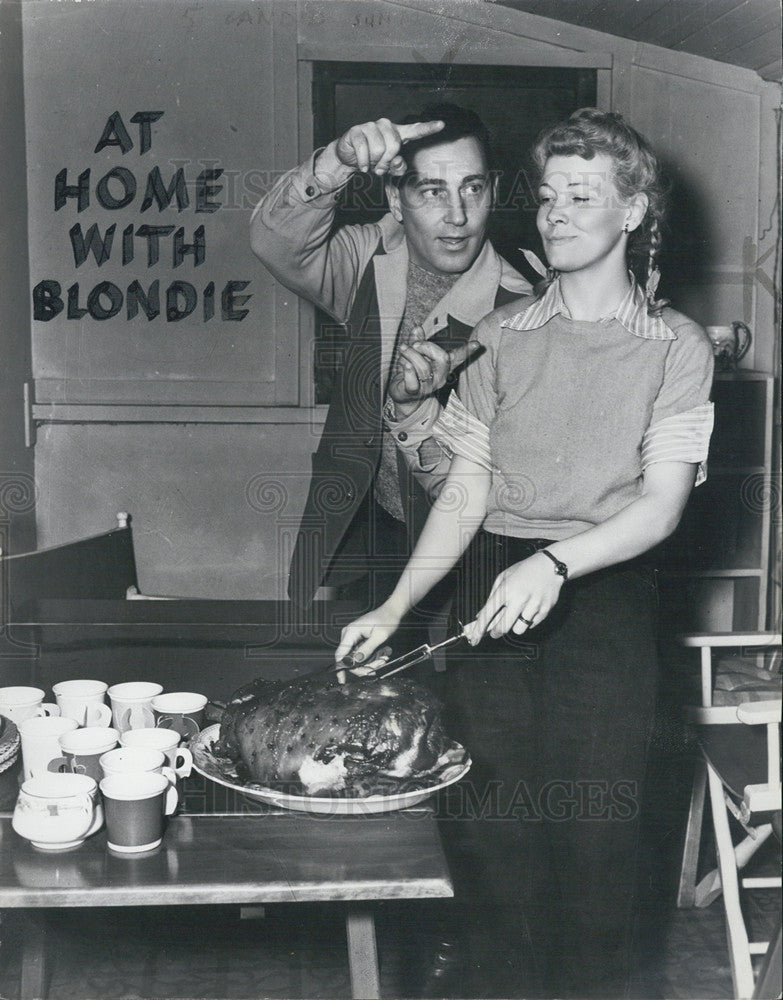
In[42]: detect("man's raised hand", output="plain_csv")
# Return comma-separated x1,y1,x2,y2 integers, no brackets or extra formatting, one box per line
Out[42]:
335,118,444,176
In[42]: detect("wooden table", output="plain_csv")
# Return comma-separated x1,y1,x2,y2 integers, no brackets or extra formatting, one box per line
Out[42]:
1,603,454,997
0,805,453,1000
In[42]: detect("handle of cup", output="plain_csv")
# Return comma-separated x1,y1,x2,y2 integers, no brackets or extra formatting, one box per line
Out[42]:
181,716,201,739
732,320,752,362
133,705,155,729
161,765,178,786
38,703,61,718
77,793,95,819
174,747,193,778
163,780,178,816
84,801,104,837
86,703,113,727
119,705,155,732
48,756,69,774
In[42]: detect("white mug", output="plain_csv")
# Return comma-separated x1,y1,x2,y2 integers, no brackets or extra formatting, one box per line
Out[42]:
19,715,79,781
0,686,60,725
120,728,193,778
151,692,207,739
13,772,104,851
107,682,163,733
53,679,112,727
51,726,120,783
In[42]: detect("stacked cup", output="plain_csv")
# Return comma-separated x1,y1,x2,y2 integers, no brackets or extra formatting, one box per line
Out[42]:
99,746,180,853
3,680,115,852
99,686,204,854
4,678,206,855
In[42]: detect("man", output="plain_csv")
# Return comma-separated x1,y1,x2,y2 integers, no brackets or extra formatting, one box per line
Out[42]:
251,104,530,610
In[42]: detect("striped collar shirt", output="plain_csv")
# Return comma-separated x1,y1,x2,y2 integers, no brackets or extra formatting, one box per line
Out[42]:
500,275,677,341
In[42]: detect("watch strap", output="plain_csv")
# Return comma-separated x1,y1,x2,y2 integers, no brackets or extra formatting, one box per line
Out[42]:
541,549,569,581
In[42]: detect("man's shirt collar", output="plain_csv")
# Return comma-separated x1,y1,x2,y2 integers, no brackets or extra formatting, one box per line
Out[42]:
501,275,676,341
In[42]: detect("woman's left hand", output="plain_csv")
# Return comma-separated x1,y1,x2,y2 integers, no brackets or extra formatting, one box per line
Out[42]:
464,551,565,644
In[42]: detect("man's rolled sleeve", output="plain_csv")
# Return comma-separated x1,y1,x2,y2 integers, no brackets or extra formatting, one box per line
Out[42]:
249,147,380,324
384,398,450,475
249,148,350,227
384,397,440,448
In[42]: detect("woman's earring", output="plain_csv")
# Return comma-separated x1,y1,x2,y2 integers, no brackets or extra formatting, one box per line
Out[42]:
623,223,630,233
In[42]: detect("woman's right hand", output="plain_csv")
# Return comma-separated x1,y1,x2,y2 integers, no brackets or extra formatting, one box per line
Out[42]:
334,603,403,664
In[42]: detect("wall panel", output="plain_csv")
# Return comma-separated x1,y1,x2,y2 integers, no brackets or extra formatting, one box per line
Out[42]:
630,65,763,352
34,420,323,599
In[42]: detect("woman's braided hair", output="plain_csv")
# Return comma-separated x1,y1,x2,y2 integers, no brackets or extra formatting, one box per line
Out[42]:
531,108,669,316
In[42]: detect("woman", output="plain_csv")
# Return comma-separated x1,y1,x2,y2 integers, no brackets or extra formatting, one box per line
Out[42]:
336,109,714,997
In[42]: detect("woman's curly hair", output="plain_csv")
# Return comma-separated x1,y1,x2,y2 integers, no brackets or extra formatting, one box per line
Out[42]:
531,108,670,315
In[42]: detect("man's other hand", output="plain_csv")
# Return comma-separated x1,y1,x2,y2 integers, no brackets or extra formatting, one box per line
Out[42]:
388,325,480,413
335,118,444,176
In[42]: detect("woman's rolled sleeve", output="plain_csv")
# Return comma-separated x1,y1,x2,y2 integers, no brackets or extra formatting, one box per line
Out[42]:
651,315,714,423
645,313,715,485
432,393,494,470
641,402,714,485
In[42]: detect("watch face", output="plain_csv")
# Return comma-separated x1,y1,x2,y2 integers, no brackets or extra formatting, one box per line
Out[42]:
542,550,567,579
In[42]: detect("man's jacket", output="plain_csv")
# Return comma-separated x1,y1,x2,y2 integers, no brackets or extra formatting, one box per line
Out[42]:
251,151,530,607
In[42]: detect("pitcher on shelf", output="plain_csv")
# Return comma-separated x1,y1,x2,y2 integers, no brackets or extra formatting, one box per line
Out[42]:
706,320,752,371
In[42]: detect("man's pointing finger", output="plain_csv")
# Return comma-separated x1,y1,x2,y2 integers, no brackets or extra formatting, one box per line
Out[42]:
397,120,445,143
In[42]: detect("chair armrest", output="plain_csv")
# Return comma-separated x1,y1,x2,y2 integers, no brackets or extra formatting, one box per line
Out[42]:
736,700,782,726
685,705,745,725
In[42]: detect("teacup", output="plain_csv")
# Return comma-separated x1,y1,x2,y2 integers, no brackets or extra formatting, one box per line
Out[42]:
151,692,207,740
19,715,79,781
0,686,60,725
52,680,112,727
100,772,177,853
50,727,120,784
107,682,163,733
12,772,104,851
120,728,192,778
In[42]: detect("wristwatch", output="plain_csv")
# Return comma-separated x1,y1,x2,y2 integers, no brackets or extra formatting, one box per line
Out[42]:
541,549,569,581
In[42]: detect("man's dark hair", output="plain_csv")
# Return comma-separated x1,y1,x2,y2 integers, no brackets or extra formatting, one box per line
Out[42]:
390,102,494,185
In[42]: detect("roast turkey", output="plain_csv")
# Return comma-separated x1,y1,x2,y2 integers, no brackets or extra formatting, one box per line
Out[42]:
214,672,449,796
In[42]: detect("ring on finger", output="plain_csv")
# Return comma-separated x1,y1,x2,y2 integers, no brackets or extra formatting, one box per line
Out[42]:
418,372,434,382
518,615,535,627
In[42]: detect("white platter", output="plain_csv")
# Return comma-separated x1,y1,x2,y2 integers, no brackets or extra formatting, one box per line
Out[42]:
191,724,471,815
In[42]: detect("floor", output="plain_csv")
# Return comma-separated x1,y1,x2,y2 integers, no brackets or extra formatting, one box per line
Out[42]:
0,891,767,1000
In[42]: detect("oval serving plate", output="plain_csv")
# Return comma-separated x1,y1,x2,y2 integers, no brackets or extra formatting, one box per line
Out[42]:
190,724,471,815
